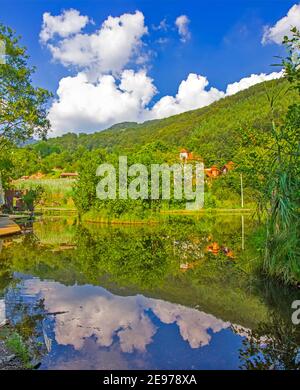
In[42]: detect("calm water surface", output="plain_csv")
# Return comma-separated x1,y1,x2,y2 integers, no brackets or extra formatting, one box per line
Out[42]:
0,214,299,369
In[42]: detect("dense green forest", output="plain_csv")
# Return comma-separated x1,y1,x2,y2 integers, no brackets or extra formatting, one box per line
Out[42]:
14,77,296,173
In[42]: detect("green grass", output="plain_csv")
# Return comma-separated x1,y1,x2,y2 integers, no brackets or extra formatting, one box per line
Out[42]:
15,178,75,195
15,178,76,209
6,331,31,367
82,209,162,224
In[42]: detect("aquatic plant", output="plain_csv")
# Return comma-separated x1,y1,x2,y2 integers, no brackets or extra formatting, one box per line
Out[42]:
6,331,31,367
263,28,300,284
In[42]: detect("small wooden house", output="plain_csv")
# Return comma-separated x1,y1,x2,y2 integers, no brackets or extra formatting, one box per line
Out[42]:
205,165,221,178
60,172,79,179
4,189,27,211
179,148,189,161
207,242,220,255
221,161,234,174
179,149,202,162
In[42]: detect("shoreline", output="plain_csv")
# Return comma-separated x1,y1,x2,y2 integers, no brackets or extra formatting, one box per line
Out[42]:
81,208,254,225
1,207,256,229
0,217,21,237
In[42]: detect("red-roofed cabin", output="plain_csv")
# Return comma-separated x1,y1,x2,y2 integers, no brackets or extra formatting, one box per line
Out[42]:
221,161,234,174
205,165,221,178
179,149,202,162
207,242,220,255
179,149,189,160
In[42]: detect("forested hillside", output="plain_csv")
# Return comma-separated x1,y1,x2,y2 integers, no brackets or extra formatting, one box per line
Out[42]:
27,77,296,170
4,76,297,215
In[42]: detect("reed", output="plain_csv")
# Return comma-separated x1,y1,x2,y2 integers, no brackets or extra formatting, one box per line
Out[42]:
263,29,300,284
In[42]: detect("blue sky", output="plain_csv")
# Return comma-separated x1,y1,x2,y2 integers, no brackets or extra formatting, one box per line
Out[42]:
0,0,298,135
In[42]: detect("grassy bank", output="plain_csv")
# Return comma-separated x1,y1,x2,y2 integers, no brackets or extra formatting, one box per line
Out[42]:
0,325,36,369
82,209,163,224
81,207,254,225
15,178,76,209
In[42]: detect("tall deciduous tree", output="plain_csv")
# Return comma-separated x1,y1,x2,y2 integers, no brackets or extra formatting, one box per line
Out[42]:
0,24,51,189
0,24,51,149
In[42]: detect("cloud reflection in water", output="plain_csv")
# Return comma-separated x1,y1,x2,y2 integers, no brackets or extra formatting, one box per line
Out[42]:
22,279,230,353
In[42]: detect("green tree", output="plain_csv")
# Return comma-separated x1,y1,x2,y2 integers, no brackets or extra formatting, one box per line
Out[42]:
0,24,51,147
72,149,107,215
22,185,44,213
0,24,51,188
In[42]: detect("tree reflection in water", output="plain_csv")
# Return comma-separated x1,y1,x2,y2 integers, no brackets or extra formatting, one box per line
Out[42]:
0,215,299,369
239,311,300,370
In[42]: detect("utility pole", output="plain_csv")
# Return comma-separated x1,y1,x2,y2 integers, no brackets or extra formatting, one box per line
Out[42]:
240,173,244,208
241,215,245,251
240,173,245,250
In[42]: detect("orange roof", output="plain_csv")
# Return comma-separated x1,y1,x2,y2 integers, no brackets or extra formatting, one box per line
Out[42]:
222,161,234,170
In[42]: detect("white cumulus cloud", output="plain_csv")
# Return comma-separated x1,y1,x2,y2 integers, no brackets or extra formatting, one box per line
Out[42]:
40,9,90,43
148,74,224,119
41,9,283,136
262,3,300,45
48,70,283,136
225,71,283,95
48,69,157,135
43,10,148,76
175,15,191,42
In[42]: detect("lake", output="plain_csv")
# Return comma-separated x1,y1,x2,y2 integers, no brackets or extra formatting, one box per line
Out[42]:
0,214,299,369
